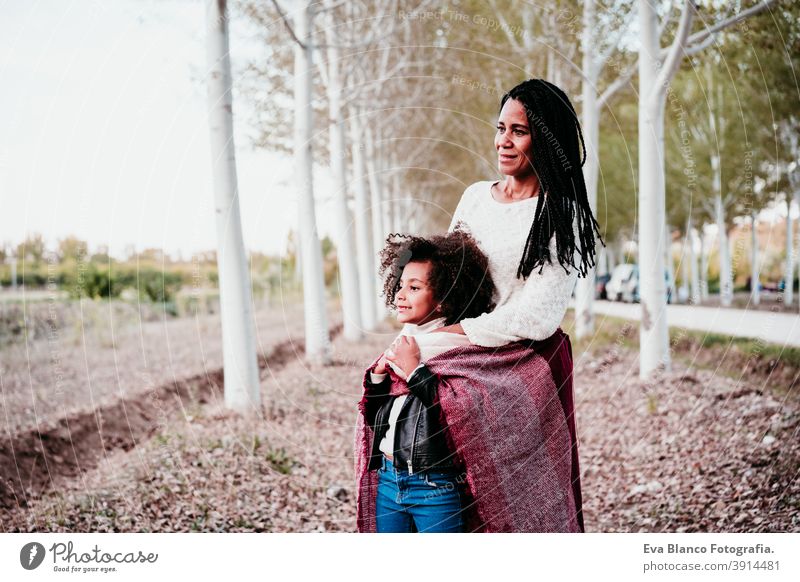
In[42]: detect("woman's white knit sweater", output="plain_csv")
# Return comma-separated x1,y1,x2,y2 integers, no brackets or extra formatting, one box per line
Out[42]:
448,180,579,347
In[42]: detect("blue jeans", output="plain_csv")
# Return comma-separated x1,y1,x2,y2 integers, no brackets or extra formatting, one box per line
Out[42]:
375,455,466,533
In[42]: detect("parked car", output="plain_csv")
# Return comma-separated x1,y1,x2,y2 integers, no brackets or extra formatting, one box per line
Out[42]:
620,266,639,302
595,273,612,299
625,266,673,304
606,264,636,301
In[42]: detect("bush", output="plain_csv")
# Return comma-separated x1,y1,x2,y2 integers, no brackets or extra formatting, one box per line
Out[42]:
133,268,183,304
60,261,124,299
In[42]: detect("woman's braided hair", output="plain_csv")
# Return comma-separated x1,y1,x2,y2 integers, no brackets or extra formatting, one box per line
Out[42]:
500,78,604,279
378,229,496,326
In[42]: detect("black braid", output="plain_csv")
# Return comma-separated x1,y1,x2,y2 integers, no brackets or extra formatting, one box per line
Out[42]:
500,79,604,279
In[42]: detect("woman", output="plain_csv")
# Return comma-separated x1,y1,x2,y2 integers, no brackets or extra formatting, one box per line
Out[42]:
441,78,603,531
440,78,602,344
356,78,602,532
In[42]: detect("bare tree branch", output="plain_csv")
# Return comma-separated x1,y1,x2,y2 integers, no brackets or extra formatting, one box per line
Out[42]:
270,0,305,49
597,62,636,110
683,0,779,51
683,32,716,57
651,0,696,99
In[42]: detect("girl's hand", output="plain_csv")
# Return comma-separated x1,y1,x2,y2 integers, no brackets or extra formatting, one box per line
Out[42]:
373,354,389,374
384,336,420,378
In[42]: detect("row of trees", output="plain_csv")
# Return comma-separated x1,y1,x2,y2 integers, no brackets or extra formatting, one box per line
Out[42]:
205,0,798,412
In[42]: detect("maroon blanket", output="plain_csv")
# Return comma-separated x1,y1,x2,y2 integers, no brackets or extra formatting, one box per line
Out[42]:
354,328,583,533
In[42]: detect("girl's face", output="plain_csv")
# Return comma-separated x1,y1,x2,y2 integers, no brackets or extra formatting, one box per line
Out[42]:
395,260,440,326
495,98,535,178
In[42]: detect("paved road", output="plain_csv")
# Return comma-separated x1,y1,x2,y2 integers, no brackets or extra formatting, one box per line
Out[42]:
572,299,800,348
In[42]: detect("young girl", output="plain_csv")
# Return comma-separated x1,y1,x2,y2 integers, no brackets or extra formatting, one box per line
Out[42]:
360,229,496,533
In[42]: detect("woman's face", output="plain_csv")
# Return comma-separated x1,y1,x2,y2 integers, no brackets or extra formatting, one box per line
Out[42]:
394,260,440,326
495,98,535,178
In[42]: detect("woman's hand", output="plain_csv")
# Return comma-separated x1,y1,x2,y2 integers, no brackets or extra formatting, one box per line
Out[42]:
430,323,465,335
384,336,420,378
373,354,389,374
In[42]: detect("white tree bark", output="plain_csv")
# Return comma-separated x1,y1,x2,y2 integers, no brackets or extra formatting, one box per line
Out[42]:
689,225,701,304
349,114,377,331
796,191,800,315
637,0,682,377
751,212,760,306
575,0,601,338
364,122,388,323
294,0,331,363
607,243,617,272
634,0,776,376
680,227,690,303
665,226,677,304
324,39,362,341
598,246,608,276
714,193,733,307
679,217,691,302
785,197,794,306
786,191,800,314
700,226,709,301
206,0,260,414
293,235,302,284
786,125,799,309
391,187,402,233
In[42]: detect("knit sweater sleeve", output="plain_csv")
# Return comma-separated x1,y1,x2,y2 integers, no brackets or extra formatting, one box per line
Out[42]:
447,183,475,233
446,181,578,347
459,236,579,347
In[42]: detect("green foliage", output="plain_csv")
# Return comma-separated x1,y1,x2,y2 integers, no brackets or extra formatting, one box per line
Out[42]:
134,268,183,304
15,233,46,264
265,447,294,475
57,236,89,262
61,261,124,299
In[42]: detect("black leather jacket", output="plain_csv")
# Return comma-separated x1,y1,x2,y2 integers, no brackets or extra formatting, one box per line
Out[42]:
363,364,461,474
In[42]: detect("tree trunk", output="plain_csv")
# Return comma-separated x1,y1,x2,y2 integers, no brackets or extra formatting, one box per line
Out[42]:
607,243,617,272
714,193,733,307
689,225,701,304
350,115,377,331
665,224,677,304
751,212,760,306
700,226,709,301
392,192,402,233
364,123,387,323
598,246,608,276
575,0,600,339
679,217,691,302
637,0,671,377
325,41,362,341
294,0,331,363
206,0,260,414
293,235,302,284
793,173,800,315
680,229,690,304
785,196,795,307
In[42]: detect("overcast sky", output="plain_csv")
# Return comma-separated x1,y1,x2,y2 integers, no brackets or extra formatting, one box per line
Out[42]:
0,0,336,260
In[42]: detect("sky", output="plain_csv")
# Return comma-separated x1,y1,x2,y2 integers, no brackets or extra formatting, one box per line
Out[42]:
1,1,794,262
0,0,334,259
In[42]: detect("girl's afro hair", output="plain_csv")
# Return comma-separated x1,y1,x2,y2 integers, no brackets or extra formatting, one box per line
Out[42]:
378,229,496,326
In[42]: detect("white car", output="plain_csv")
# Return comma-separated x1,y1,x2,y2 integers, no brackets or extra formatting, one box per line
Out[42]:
606,264,636,301
625,266,674,304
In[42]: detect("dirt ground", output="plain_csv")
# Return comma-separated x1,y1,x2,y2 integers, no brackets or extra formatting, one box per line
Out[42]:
1,305,798,532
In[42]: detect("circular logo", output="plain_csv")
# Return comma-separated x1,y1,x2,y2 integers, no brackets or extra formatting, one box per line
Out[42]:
20,542,46,570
